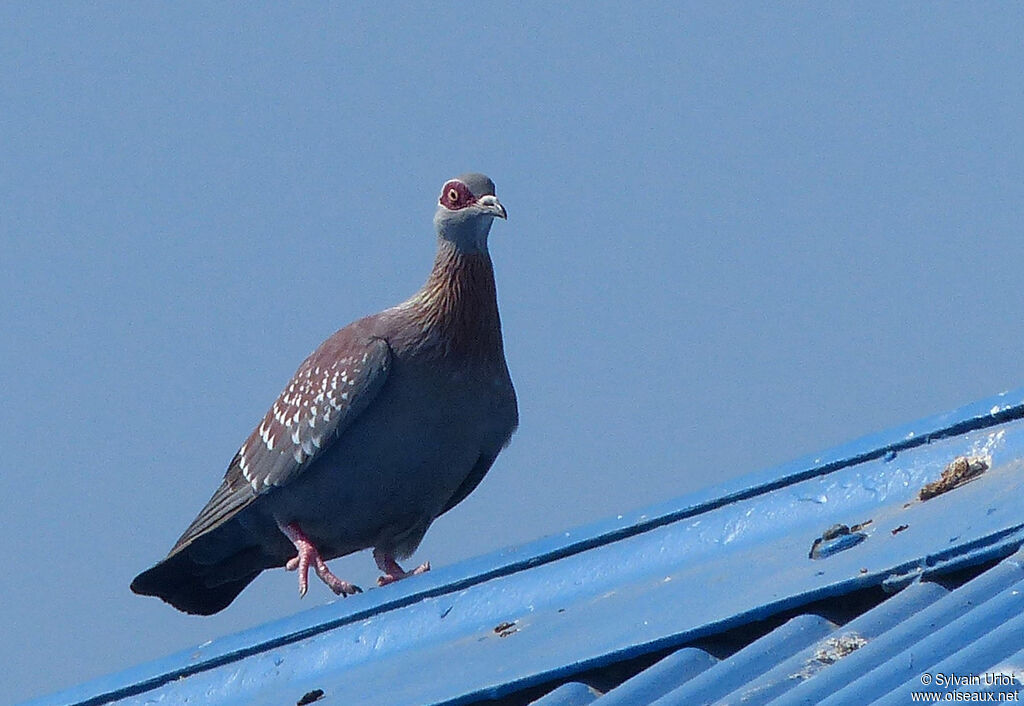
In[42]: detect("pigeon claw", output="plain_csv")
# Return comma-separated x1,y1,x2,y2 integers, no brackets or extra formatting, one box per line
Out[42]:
373,548,431,586
281,522,362,598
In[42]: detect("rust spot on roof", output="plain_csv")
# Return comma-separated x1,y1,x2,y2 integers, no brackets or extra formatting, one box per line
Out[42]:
494,621,518,637
809,521,871,560
919,456,988,501
297,688,324,705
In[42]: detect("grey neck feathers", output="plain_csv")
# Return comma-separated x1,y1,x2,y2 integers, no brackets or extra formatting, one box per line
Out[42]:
433,208,495,254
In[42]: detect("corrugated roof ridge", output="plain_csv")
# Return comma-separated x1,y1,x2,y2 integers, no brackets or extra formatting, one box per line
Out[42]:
27,388,1024,706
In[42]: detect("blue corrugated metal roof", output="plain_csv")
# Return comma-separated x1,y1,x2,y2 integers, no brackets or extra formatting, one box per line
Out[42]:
25,388,1024,706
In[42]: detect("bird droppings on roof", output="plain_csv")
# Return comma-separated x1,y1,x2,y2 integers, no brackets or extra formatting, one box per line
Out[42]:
919,455,989,500
790,632,869,680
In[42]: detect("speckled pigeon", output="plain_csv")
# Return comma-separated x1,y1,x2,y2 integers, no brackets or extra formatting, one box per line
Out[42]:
131,173,517,615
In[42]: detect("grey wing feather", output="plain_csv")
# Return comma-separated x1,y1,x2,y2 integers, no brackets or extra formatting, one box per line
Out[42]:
170,334,391,554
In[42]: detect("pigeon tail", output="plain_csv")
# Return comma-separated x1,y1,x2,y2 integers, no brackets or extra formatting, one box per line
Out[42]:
131,512,283,615
130,548,263,616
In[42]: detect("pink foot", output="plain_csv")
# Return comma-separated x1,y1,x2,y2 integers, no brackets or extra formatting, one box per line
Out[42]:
280,523,362,598
373,548,430,586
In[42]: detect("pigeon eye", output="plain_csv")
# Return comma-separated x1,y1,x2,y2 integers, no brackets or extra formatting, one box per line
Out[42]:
447,188,459,203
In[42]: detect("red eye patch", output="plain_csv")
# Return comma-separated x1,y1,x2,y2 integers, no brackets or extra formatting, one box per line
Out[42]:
439,181,475,210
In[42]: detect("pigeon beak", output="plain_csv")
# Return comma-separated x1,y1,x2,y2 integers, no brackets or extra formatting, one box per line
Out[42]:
477,195,507,220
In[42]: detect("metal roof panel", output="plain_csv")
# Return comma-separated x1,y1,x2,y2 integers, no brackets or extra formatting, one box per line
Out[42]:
25,387,1024,706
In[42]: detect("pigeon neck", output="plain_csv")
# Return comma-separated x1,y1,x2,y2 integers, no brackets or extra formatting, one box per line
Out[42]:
407,239,503,360
434,208,494,254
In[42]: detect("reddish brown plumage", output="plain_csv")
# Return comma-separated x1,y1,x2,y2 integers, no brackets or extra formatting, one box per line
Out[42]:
402,241,505,361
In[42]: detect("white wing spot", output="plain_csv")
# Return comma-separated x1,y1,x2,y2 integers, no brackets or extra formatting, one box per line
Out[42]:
266,434,276,451
239,452,254,484
341,391,349,401
291,428,301,445
292,448,305,464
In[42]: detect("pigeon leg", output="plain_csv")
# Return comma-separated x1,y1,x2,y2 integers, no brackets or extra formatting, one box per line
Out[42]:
280,523,362,598
373,547,431,586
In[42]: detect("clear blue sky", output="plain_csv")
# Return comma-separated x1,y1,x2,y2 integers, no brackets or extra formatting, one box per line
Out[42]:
3,4,1024,703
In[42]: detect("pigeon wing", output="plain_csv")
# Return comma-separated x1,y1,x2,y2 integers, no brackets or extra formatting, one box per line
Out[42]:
168,331,391,555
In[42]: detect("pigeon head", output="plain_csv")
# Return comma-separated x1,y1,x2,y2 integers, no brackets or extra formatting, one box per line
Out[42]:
434,173,507,253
